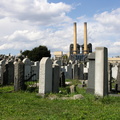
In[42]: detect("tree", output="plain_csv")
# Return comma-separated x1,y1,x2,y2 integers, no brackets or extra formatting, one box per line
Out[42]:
22,45,51,61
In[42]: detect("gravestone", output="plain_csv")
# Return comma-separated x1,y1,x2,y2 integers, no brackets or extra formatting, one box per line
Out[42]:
78,63,84,80
86,53,95,94
0,59,6,85
65,63,72,79
7,61,14,84
72,63,78,79
54,60,61,75
59,72,65,87
83,64,88,80
95,47,108,96
108,63,112,93
14,60,25,91
23,57,31,80
31,61,39,80
39,57,52,94
52,64,60,93
112,64,118,79
116,63,120,91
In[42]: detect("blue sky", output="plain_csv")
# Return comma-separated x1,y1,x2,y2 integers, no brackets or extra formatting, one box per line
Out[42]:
0,0,120,57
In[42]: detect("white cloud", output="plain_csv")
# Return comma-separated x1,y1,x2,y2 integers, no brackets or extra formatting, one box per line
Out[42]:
94,8,120,33
0,1,120,57
0,0,72,25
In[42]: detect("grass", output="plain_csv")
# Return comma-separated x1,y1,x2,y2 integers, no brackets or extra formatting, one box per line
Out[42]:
0,81,120,120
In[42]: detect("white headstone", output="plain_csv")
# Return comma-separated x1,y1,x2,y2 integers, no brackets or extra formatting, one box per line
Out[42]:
95,47,108,97
23,57,31,80
39,57,52,94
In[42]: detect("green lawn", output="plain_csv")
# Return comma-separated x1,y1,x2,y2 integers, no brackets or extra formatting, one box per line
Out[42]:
0,84,120,120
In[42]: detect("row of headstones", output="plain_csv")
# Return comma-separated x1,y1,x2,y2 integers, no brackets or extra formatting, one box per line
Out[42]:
39,57,88,94
87,47,120,96
0,57,39,85
60,62,87,80
39,47,109,96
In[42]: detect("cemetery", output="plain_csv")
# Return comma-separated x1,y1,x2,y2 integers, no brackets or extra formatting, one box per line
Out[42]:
0,22,120,119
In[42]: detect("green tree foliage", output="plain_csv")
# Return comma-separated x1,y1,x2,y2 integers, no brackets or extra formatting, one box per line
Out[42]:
22,45,51,61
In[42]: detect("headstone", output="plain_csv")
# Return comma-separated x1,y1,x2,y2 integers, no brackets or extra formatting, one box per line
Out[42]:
108,63,112,93
83,66,88,80
72,63,78,79
112,64,118,79
31,61,39,80
65,63,72,79
0,59,6,85
86,53,95,94
39,57,52,94
14,60,25,91
7,61,14,84
54,60,61,74
70,85,76,93
23,57,31,80
52,64,60,93
116,63,120,91
95,47,108,96
78,63,84,80
59,72,65,87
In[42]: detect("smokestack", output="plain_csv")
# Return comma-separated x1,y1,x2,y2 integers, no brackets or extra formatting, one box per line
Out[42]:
84,22,88,54
73,22,77,54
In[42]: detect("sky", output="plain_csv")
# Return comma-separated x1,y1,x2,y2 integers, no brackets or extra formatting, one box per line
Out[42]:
0,0,120,57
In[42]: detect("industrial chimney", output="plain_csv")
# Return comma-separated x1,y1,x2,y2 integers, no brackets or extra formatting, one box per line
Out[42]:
84,22,88,54
73,22,77,54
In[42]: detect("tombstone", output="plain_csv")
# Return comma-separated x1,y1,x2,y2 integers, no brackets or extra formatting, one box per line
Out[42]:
31,61,39,80
108,63,112,93
116,63,120,91
86,53,95,94
0,60,14,85
14,60,25,91
112,63,118,79
54,60,61,67
39,57,52,94
61,66,66,73
0,59,6,85
23,57,31,80
83,64,88,80
70,85,76,93
72,64,78,79
65,63,72,79
78,63,84,80
7,61,14,84
95,47,108,97
52,64,60,93
54,60,61,74
59,72,65,87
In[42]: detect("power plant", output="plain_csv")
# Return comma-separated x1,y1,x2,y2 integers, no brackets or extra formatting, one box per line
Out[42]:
69,22,92,61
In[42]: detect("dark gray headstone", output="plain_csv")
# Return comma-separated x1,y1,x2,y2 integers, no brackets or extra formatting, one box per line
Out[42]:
59,72,65,87
86,53,95,94
52,64,60,93
108,63,112,93
72,64,78,79
7,61,14,84
78,63,84,80
65,64,72,79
